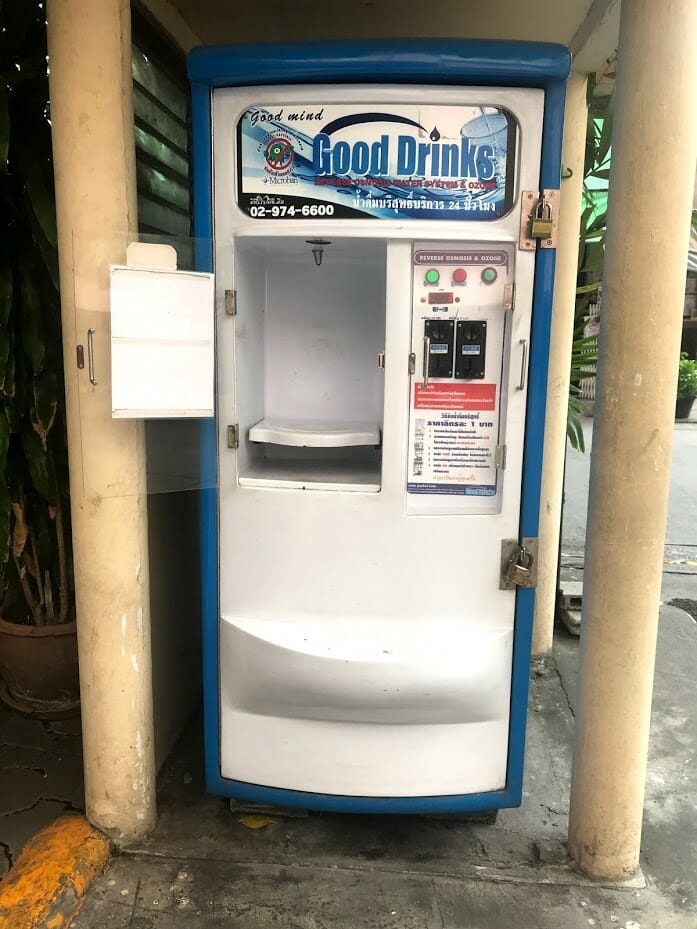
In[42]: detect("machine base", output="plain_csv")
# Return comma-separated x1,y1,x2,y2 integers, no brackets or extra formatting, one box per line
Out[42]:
228,796,499,824
207,769,520,816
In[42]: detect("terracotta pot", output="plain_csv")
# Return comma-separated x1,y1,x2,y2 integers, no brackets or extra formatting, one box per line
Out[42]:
675,396,695,420
0,616,80,718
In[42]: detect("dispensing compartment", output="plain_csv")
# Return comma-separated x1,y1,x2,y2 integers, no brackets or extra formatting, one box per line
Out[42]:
232,237,386,491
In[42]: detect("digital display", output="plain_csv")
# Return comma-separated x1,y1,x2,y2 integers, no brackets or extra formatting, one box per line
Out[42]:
428,292,454,305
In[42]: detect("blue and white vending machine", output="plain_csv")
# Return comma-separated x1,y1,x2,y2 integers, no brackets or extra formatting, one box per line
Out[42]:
188,40,570,813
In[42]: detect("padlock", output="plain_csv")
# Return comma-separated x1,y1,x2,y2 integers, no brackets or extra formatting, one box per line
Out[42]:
504,546,534,586
531,199,553,239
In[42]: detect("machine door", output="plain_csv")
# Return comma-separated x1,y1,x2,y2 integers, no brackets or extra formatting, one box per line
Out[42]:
407,241,516,516
211,83,543,801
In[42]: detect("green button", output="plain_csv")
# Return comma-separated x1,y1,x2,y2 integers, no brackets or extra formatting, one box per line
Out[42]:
425,268,440,285
481,267,497,284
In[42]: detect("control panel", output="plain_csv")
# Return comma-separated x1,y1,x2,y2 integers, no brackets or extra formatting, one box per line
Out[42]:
407,242,515,514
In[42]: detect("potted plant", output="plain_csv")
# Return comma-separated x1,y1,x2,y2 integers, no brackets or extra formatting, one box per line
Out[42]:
676,352,697,420
0,2,78,717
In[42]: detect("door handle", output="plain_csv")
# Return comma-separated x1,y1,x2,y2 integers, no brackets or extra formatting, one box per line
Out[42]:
516,338,528,391
87,328,97,385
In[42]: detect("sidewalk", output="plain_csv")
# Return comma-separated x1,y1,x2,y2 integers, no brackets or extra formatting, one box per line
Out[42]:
69,600,697,929
561,420,697,605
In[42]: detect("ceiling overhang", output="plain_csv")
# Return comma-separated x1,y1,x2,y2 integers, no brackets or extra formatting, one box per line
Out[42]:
141,0,620,73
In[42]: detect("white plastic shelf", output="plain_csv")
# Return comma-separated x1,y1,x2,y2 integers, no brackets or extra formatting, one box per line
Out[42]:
248,418,381,448
238,459,381,493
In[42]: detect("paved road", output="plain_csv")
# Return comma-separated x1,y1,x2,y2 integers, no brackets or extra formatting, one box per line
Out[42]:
562,418,697,602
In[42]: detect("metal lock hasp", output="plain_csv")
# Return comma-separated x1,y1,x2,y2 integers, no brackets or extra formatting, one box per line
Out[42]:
500,538,539,589
505,547,533,586
531,198,554,239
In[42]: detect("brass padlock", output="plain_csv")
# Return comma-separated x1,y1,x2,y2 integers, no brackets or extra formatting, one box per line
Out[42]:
504,546,534,586
531,199,553,239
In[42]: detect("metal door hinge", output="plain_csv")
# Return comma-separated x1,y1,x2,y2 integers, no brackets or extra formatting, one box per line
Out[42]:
519,190,560,251
503,283,515,311
377,351,385,370
495,445,507,469
500,538,539,589
225,289,237,316
227,424,239,448
408,352,416,375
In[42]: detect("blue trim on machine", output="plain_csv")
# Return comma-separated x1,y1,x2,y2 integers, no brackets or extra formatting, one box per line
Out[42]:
205,772,519,814
507,76,567,809
190,40,569,812
188,39,570,88
191,81,221,794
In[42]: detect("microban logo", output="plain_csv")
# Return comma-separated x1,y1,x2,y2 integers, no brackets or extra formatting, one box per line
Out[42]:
263,136,294,174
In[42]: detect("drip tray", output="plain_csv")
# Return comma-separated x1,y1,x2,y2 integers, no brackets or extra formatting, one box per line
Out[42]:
249,418,381,448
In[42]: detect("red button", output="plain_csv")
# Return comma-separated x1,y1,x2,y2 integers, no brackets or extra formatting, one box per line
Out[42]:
452,268,467,284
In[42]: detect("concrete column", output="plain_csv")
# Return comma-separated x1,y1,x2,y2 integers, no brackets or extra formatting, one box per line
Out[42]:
47,0,156,841
532,72,588,657
568,0,697,880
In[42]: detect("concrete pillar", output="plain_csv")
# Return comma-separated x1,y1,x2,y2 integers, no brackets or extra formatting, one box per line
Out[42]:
532,72,588,657
47,0,156,841
568,0,697,880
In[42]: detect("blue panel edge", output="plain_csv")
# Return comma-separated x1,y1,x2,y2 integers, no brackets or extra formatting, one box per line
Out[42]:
509,76,567,805
192,44,568,814
191,80,221,796
188,39,570,89
205,772,519,815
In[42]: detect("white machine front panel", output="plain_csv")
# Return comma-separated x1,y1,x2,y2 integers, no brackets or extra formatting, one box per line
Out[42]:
212,84,544,797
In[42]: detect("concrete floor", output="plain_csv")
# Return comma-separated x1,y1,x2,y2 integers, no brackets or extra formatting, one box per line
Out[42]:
1,419,695,927
70,595,697,928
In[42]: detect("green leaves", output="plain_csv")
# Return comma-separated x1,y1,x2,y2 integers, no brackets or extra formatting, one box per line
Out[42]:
0,243,12,400
0,406,10,476
0,239,11,325
568,58,616,452
0,326,9,396
0,482,11,565
567,399,586,454
0,86,9,174
596,102,613,169
18,256,45,374
677,353,697,400
579,240,605,276
0,410,11,565
17,146,57,248
31,368,57,449
21,426,58,504
0,0,72,623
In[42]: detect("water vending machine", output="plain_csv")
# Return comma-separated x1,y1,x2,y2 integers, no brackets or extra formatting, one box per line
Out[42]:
187,40,571,813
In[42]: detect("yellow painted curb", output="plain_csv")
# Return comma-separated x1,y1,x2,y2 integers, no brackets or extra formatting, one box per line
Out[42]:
0,814,111,929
